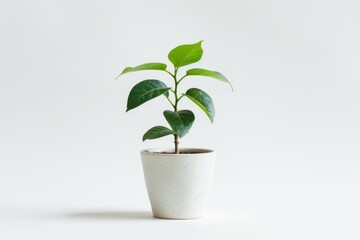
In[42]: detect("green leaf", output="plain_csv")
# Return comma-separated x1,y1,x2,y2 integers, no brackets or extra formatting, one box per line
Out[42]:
184,88,215,123
126,80,171,112
117,63,167,79
163,110,195,138
142,126,174,141
168,41,203,68
186,68,233,90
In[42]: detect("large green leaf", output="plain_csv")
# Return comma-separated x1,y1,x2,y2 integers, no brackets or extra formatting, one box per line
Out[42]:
186,68,233,90
126,80,171,112
163,110,195,138
184,88,215,123
168,41,203,68
142,126,174,141
117,63,167,79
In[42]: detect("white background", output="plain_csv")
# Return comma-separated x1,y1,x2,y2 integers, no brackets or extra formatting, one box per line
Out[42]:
1,0,359,239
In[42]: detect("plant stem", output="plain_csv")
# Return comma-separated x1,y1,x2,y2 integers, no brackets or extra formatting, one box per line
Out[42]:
177,74,188,84
173,67,180,154
174,135,179,154
165,96,175,108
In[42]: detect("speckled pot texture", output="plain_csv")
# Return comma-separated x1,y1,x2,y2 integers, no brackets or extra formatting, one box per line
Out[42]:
141,148,216,220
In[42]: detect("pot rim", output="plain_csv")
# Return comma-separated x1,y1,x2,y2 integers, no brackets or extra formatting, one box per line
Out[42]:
141,148,215,156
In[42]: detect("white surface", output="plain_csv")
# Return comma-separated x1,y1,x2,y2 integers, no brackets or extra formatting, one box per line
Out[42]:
0,0,359,239
141,148,215,219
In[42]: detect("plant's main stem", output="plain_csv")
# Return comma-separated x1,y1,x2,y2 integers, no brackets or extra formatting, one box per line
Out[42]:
174,135,179,154
173,67,180,154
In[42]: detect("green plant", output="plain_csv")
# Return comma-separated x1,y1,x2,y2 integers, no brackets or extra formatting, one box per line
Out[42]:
118,41,232,154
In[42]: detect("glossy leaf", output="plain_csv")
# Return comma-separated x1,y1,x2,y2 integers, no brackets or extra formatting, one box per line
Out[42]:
186,68,233,90
142,126,174,141
117,63,167,79
184,88,215,123
163,110,195,138
168,41,203,68
126,80,171,112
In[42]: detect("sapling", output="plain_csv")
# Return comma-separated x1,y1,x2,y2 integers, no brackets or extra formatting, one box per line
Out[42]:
118,41,232,154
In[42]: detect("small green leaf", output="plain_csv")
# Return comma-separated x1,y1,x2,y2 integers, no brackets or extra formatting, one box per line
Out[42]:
143,126,174,141
126,80,171,112
117,63,167,79
184,88,215,123
163,110,195,138
168,41,203,68
186,68,233,90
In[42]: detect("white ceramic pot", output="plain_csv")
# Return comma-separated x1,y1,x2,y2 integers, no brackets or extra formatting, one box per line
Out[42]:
141,148,216,220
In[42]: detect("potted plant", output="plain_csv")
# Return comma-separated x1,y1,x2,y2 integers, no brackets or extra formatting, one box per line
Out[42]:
118,41,232,219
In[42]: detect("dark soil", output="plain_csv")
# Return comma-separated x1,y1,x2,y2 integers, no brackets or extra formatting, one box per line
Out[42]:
157,151,199,154
150,150,212,154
